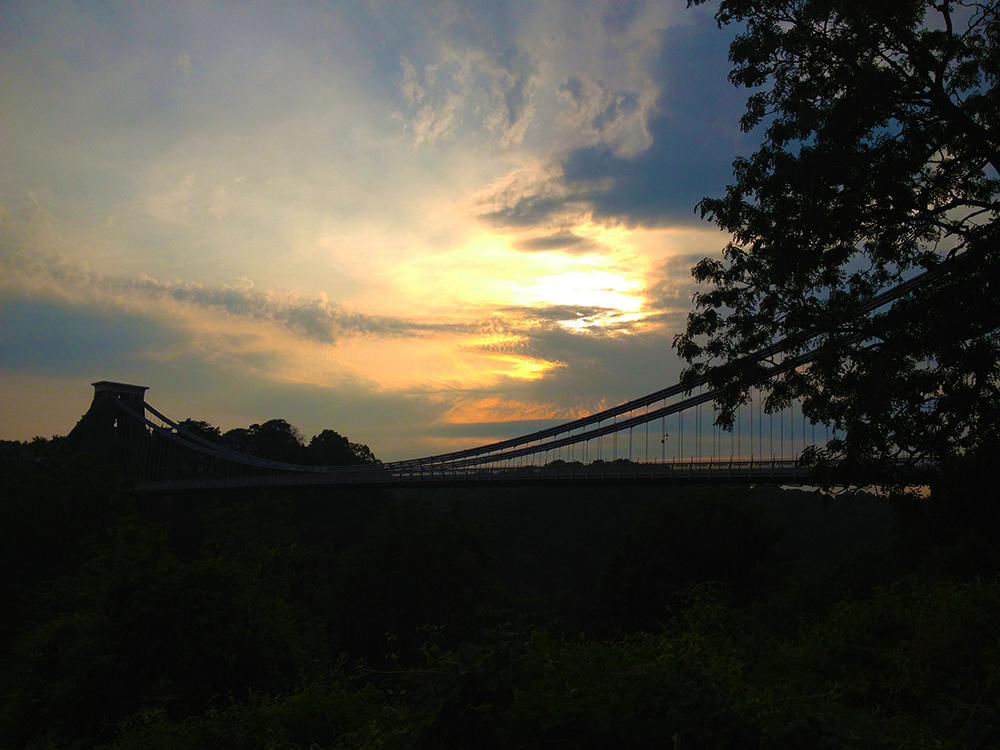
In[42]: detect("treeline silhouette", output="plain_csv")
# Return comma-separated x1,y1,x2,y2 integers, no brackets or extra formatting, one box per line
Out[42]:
176,417,380,466
1,434,1000,748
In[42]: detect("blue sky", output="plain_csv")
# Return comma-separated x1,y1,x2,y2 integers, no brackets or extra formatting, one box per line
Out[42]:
0,0,758,460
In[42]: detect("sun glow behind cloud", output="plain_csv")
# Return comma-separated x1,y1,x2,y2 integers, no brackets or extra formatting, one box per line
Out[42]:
513,270,642,315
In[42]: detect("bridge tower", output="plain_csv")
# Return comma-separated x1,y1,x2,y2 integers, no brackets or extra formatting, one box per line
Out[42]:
63,381,151,468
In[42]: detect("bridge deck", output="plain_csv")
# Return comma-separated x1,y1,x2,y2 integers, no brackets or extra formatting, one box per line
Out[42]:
136,458,816,492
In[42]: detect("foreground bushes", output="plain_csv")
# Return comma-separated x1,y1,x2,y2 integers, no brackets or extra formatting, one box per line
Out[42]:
99,581,1000,749
3,470,1000,749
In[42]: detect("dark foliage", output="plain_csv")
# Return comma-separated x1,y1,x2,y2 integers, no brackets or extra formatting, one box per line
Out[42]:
175,420,221,443
677,0,1000,479
246,419,306,464
317,500,497,667
210,420,378,467
306,429,379,466
597,490,783,631
2,454,1000,749
0,455,133,654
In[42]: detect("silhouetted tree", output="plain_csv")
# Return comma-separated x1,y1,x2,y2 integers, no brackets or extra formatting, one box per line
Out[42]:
175,418,222,443
222,427,254,454
348,440,379,465
218,421,378,466
307,429,379,465
248,419,306,464
677,0,1000,477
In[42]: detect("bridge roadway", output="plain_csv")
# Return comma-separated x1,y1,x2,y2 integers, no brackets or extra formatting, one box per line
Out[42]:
136,457,815,492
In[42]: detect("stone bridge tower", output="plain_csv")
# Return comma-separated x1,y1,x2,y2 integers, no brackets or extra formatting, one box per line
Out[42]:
63,381,151,467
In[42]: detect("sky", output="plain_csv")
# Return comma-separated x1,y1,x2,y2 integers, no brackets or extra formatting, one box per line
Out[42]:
0,0,759,461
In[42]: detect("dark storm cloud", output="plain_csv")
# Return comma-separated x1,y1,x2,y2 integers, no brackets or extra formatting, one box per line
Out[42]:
515,231,595,252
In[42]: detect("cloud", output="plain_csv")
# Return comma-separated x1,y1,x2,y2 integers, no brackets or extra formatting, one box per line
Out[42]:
475,163,583,228
559,19,749,225
515,231,596,253
0,290,685,459
115,274,478,344
408,321,687,453
0,294,188,377
645,253,704,312
412,92,463,145
396,51,464,145
477,17,750,229
209,185,226,217
558,75,641,136
602,0,646,34
0,0,734,460
1,190,694,366
215,375,462,459
1,192,674,367
486,45,537,147
507,324,683,403
145,173,197,224
497,303,621,326
426,418,564,439
399,54,426,105
396,17,541,149
0,202,469,346
173,49,192,79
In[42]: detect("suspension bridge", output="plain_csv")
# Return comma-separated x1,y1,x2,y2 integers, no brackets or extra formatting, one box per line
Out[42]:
66,378,830,492
61,245,981,491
